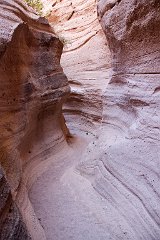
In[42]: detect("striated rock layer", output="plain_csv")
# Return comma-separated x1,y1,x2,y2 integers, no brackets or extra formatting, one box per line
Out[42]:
29,1,160,239
47,0,112,134
1,0,160,239
0,0,70,239
79,0,160,239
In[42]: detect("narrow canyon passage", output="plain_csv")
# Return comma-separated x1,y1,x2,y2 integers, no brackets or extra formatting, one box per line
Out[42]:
1,1,160,240
29,1,113,239
29,1,160,239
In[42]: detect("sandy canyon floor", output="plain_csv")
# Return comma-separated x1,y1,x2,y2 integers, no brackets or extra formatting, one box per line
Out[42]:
29,133,115,240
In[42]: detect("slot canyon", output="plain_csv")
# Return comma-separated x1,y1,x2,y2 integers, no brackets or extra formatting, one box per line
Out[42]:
0,0,160,239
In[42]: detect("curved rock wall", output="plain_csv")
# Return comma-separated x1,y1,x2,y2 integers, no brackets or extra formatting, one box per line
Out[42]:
47,0,112,134
0,0,70,238
1,0,160,239
79,0,160,239
98,0,160,134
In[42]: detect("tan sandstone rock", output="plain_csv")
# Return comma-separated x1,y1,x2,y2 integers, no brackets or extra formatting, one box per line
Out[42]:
46,0,112,134
79,0,160,239
1,0,160,239
0,0,70,238
29,1,160,239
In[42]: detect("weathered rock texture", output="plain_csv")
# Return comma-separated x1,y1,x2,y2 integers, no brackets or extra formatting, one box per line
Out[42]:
79,0,160,239
47,0,111,134
0,168,31,240
1,0,160,239
28,1,160,240
0,0,69,239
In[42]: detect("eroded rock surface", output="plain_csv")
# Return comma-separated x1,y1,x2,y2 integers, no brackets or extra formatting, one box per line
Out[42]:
1,0,160,239
79,0,160,239
29,1,160,240
0,0,70,238
47,0,111,134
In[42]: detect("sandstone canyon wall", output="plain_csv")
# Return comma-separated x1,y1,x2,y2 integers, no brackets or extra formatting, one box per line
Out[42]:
29,1,160,239
79,0,160,239
0,0,160,240
47,0,112,134
0,0,70,239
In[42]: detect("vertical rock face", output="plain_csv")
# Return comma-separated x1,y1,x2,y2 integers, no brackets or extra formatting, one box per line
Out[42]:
0,0,69,238
47,0,111,134
98,0,160,73
97,0,160,138
79,0,160,239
